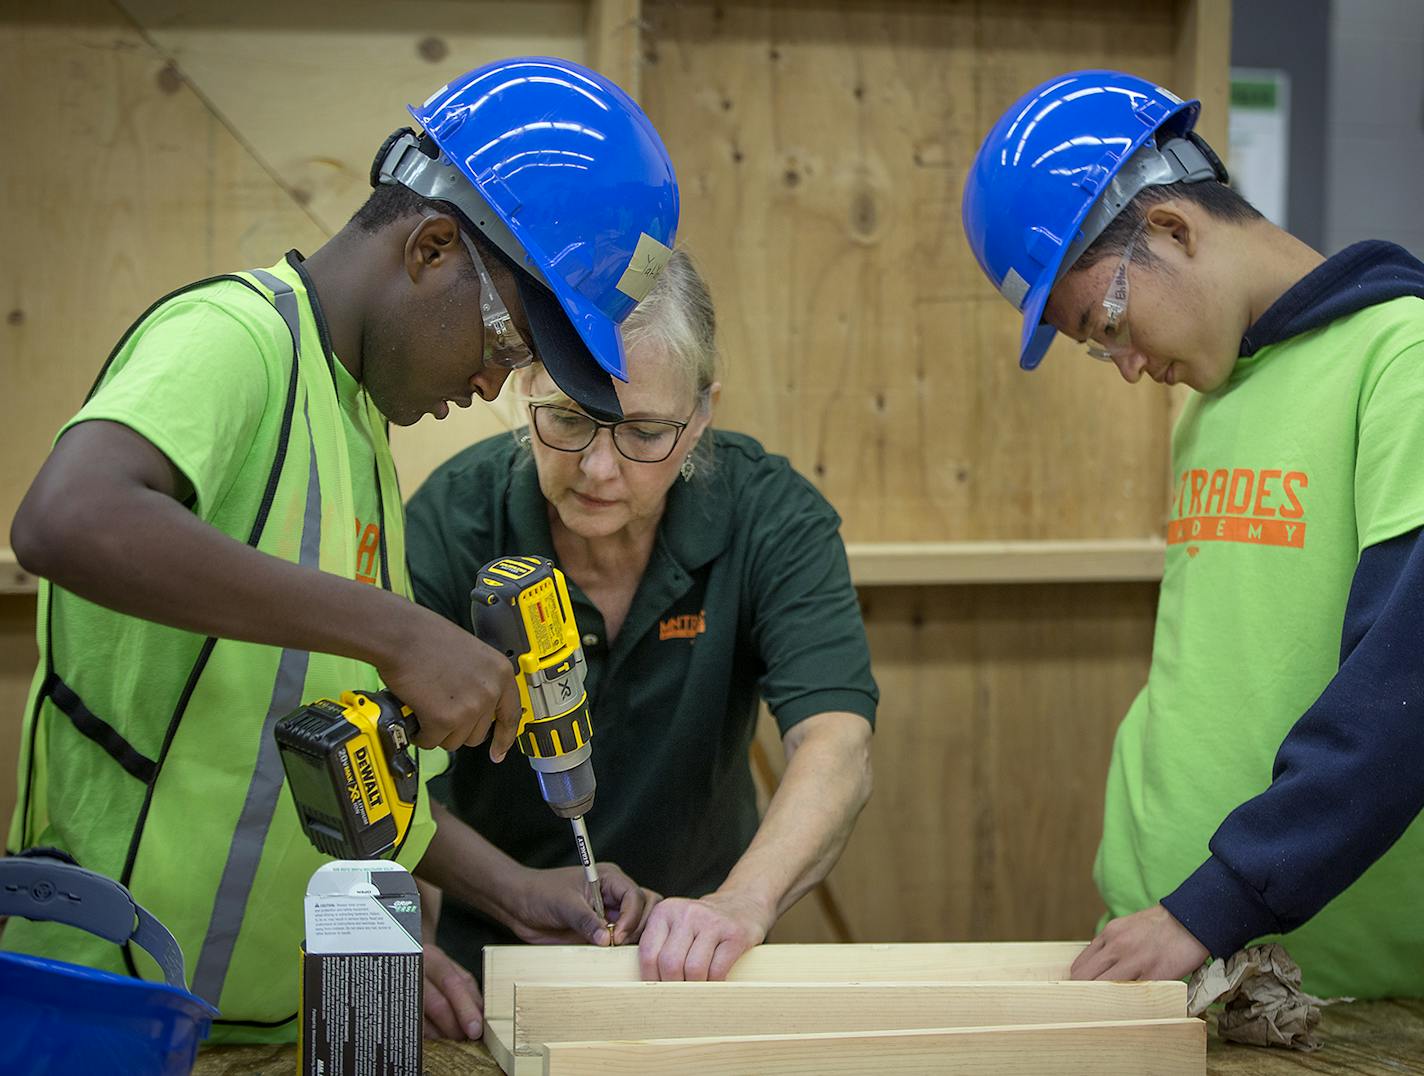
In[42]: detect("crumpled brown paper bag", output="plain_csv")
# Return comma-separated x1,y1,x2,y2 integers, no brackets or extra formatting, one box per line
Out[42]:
1186,943,1348,1051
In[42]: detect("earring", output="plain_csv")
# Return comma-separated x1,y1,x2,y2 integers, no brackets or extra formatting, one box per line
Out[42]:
517,431,531,447
680,456,696,482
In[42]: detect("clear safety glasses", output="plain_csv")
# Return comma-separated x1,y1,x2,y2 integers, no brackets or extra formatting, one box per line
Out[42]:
456,228,536,370
1085,221,1148,362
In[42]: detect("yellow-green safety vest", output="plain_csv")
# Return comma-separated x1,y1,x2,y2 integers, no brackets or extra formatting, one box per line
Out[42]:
7,255,445,1043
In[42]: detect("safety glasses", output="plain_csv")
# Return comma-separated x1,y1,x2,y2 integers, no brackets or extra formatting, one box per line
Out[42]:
1085,221,1148,362
455,228,535,371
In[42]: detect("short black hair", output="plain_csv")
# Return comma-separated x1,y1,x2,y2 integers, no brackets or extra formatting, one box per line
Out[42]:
350,183,452,233
1075,179,1264,272
349,184,516,281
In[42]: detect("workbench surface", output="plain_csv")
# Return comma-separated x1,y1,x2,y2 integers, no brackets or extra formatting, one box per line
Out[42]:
192,999,1424,1075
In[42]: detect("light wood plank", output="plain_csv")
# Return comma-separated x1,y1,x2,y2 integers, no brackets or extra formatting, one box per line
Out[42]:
485,1019,542,1076
483,941,1086,1024
1173,0,1231,158
1170,0,1231,444
514,979,1186,1054
541,1018,1206,1075
846,539,1165,586
1167,0,1231,442
587,0,643,98
0,540,1181,595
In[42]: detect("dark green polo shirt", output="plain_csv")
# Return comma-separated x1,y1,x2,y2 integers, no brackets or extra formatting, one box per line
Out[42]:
405,430,877,976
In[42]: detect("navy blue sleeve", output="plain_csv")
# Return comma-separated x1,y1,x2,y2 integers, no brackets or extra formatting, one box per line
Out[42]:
1162,525,1424,956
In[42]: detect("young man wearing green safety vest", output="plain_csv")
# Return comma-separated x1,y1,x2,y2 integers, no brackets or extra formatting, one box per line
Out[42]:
5,57,678,1041
963,71,1424,997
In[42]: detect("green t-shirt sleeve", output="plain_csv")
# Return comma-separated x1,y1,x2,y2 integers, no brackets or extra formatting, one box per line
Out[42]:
746,467,878,734
61,290,275,518
1356,340,1424,549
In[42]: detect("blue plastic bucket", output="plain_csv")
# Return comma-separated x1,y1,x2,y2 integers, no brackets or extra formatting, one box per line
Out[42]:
0,852,219,1075
0,951,217,1075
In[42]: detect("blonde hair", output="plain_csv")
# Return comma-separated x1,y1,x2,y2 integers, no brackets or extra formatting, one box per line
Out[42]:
519,249,718,409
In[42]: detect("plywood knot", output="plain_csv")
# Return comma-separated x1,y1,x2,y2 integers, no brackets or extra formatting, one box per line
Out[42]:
417,36,448,63
155,62,183,95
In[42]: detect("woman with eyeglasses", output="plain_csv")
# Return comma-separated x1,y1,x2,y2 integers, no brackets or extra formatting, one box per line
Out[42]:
404,250,877,1040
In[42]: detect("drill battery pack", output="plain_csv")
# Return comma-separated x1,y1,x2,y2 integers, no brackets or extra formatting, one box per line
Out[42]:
275,691,418,860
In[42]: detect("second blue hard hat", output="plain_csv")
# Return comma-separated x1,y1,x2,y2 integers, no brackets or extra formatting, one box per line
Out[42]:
962,70,1225,370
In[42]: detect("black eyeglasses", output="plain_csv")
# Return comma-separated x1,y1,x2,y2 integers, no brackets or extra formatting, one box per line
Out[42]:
529,404,695,463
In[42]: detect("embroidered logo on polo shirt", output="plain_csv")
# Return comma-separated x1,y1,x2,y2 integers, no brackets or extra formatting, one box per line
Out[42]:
659,610,706,641
1167,467,1309,550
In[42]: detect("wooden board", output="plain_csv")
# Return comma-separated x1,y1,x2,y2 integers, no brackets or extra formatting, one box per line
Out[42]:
588,0,643,97
486,1019,523,1076
540,1018,1207,1075
184,999,1424,1076
175,996,1424,1070
514,979,1187,1055
845,539,1166,585
483,941,1086,1026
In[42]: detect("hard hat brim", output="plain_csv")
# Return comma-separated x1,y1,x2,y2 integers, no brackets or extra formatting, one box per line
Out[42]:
1018,286,1059,371
514,273,626,422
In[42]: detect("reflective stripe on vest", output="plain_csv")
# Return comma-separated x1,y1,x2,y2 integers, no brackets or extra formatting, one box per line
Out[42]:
190,270,321,1006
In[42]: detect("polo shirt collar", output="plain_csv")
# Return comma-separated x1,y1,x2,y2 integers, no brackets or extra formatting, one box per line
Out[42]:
659,462,735,572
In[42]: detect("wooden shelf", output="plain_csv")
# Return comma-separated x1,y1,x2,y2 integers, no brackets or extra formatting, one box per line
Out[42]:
845,539,1165,586
0,541,1166,597
0,550,37,596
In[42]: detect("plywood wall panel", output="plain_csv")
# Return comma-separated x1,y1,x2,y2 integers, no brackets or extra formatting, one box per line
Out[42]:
114,0,589,503
768,581,1157,945
118,0,590,236
0,0,591,828
640,0,1183,542
0,1,328,541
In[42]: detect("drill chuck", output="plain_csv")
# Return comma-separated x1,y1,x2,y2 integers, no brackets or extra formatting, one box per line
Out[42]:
529,745,596,818
471,556,599,818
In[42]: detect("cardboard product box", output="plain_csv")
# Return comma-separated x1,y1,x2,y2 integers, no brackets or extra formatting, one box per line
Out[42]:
301,860,423,1076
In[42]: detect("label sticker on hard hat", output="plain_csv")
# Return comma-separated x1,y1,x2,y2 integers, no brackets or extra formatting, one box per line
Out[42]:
615,232,674,302
1000,267,1030,310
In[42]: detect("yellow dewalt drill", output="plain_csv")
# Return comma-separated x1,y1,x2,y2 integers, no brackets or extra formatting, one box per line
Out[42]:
468,556,604,922
276,556,606,919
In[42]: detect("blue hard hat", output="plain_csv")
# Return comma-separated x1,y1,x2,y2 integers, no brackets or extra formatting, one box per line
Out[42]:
962,70,1219,370
375,57,680,419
